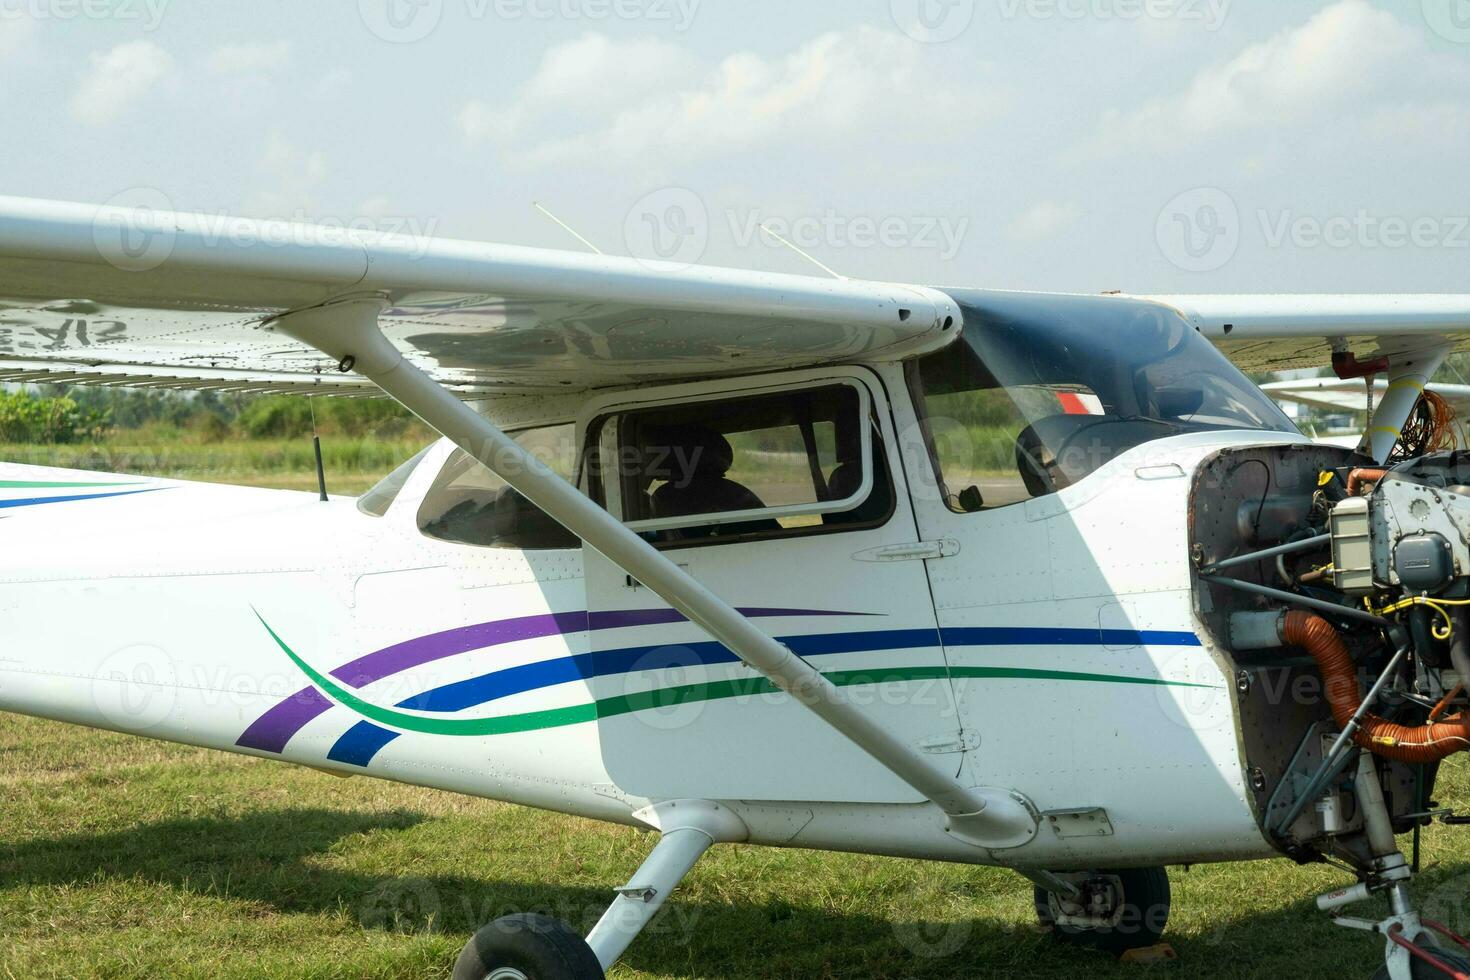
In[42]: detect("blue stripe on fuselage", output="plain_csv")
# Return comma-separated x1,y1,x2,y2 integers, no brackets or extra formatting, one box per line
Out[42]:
393,625,1201,714
0,487,164,510
941,627,1201,647
327,624,1202,768
397,628,943,713
327,721,401,766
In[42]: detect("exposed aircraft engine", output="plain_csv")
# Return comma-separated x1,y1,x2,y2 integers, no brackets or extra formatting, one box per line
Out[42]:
1191,447,1470,868
1324,455,1470,761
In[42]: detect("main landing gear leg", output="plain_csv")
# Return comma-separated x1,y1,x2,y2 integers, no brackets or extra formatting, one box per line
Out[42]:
452,801,747,980
586,801,746,974
1317,753,1470,979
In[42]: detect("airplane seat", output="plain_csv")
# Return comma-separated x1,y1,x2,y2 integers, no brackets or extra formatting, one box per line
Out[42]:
1016,413,1175,497
492,489,579,549
1015,414,1118,497
826,461,862,500
650,426,779,539
822,450,891,525
424,495,497,544
821,413,892,526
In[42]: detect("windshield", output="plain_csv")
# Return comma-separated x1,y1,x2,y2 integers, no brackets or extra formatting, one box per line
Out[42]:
909,291,1297,511
418,425,580,549
357,445,433,517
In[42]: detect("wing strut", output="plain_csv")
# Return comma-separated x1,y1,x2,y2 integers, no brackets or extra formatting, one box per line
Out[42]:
1357,343,1452,463
271,295,1037,851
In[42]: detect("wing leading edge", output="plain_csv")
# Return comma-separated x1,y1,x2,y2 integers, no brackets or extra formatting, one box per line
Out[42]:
4,194,1465,396
0,196,960,395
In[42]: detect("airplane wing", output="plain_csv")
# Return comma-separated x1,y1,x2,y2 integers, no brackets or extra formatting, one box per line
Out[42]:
0,196,959,396
1262,378,1470,415
3,195,1466,395
1139,294,1470,373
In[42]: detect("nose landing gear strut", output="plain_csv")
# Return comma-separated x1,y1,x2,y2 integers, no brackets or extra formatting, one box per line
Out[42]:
1319,753,1470,979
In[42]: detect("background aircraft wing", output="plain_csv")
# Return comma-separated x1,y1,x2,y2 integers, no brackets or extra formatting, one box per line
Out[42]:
1262,378,1470,415
1138,294,1470,372
0,196,959,396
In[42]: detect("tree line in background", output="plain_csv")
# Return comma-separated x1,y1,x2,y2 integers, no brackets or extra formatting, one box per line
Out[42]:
0,385,429,445
7,353,1470,446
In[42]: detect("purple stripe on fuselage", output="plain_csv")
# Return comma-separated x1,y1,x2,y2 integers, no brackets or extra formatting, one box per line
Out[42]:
236,686,334,753
330,612,587,688
246,606,867,755
329,607,867,689
587,609,687,631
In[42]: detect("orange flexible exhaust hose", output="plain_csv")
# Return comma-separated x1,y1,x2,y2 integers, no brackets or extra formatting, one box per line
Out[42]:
1346,468,1389,496
1282,611,1470,763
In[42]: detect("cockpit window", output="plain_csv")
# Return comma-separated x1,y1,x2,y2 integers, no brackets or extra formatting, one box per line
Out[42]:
357,445,432,517
418,424,580,549
908,293,1297,512
587,383,893,545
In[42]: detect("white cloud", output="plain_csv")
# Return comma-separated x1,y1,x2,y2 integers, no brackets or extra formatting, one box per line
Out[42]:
525,32,695,109
459,33,696,145
70,40,173,126
1006,201,1081,243
1080,0,1462,157
461,27,998,167
207,40,291,75
242,133,329,217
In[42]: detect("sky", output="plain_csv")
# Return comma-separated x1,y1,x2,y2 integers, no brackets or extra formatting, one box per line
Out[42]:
1,0,1468,295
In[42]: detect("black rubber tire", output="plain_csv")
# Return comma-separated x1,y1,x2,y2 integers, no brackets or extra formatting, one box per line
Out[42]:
1371,948,1470,979
1034,867,1171,957
452,914,605,980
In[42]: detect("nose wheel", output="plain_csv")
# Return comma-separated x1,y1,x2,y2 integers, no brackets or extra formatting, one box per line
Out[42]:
1371,947,1470,980
1033,866,1171,957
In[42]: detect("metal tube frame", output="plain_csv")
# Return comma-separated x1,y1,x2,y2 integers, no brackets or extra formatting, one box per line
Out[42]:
1201,574,1392,627
1200,533,1330,576
1272,646,1408,837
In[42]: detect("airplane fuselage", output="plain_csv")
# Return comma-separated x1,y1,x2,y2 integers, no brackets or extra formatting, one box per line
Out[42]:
0,362,1308,872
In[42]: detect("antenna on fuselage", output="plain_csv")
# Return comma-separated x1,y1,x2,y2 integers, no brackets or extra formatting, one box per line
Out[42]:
309,396,328,502
758,223,847,280
532,201,605,255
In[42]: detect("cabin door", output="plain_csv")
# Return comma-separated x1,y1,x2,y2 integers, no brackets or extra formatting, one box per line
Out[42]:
579,368,961,803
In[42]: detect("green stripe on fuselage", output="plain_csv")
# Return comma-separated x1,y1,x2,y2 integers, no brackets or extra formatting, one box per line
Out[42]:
0,480,139,489
255,612,1219,739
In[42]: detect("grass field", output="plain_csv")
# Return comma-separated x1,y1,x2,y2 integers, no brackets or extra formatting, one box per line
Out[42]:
7,438,1470,978
0,435,429,495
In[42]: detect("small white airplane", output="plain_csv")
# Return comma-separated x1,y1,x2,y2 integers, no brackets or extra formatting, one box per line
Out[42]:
5,196,1470,978
1265,377,1470,450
